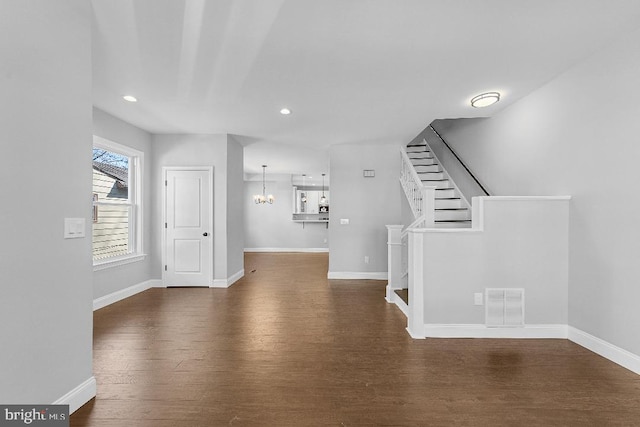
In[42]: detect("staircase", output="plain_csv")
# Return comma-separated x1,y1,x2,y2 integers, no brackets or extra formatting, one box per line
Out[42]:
405,141,471,228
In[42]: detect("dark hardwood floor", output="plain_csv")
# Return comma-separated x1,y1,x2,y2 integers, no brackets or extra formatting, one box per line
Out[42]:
72,252,640,426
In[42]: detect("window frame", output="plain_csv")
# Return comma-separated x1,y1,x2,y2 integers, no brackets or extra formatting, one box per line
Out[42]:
92,135,145,270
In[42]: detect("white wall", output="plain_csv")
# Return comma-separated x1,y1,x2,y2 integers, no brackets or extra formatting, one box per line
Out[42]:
93,108,154,298
0,0,94,407
418,198,569,327
328,143,403,278
226,136,245,276
431,27,640,355
244,177,329,251
151,134,244,284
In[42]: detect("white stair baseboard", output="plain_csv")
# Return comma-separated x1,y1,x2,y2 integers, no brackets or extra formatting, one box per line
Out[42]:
385,286,409,317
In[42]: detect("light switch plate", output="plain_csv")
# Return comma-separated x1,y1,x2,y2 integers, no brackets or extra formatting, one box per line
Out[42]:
340,218,349,225
474,292,484,306
64,218,86,239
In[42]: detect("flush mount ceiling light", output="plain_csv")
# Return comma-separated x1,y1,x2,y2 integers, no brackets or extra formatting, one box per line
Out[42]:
253,165,274,204
280,108,291,115
123,95,138,102
470,92,500,108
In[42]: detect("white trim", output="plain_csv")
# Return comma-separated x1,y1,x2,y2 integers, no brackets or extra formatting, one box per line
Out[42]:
422,324,568,339
327,271,388,280
476,195,572,201
93,253,146,271
211,269,245,288
568,326,640,375
244,247,329,253
385,284,402,303
53,376,96,414
92,136,145,267
93,279,162,311
388,291,408,317
407,231,425,339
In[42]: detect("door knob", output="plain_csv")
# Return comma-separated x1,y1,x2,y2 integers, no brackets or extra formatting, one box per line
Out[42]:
203,232,208,236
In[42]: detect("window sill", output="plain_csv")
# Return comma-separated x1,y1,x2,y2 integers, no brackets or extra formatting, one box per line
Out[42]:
93,253,147,271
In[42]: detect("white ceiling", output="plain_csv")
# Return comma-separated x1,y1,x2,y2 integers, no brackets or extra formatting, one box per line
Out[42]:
92,0,640,175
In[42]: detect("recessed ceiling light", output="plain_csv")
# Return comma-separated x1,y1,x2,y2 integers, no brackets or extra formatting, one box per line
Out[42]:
123,95,138,102
470,92,500,108
280,108,291,115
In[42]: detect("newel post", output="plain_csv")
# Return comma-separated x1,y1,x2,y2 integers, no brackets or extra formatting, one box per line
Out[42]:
386,225,404,303
407,229,426,338
422,187,436,227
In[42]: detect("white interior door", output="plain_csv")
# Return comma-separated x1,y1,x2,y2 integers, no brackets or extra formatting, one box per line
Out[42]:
164,168,212,286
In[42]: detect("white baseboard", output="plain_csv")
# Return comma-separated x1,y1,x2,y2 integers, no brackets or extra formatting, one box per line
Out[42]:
422,324,568,339
568,326,640,375
245,248,329,253
93,279,162,311
211,269,245,288
390,294,408,317
53,376,96,414
327,271,388,280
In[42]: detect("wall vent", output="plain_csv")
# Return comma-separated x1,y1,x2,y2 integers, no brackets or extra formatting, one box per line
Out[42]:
485,288,524,327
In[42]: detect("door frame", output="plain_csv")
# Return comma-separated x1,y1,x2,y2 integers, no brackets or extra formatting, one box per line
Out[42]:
161,166,214,287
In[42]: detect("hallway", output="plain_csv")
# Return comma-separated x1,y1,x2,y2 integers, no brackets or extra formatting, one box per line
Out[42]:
72,253,640,425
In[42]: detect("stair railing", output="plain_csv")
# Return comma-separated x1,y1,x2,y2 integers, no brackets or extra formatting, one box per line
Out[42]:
400,147,436,222
429,125,490,197
387,148,436,312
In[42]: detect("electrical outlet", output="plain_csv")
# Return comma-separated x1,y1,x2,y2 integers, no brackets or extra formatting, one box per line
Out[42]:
364,256,369,264
323,238,327,243
474,292,484,306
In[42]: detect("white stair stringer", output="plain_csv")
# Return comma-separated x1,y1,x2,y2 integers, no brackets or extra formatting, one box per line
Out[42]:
406,142,471,228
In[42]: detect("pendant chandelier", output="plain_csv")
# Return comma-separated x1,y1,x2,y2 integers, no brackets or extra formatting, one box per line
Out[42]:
254,165,274,204
319,173,327,204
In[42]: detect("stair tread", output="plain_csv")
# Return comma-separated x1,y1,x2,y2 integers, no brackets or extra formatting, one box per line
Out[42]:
435,219,471,222
436,208,468,211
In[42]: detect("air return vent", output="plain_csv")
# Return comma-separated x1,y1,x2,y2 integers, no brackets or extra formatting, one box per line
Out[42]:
485,288,524,327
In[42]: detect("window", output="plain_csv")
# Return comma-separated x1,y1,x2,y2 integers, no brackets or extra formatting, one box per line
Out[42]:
92,136,144,269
